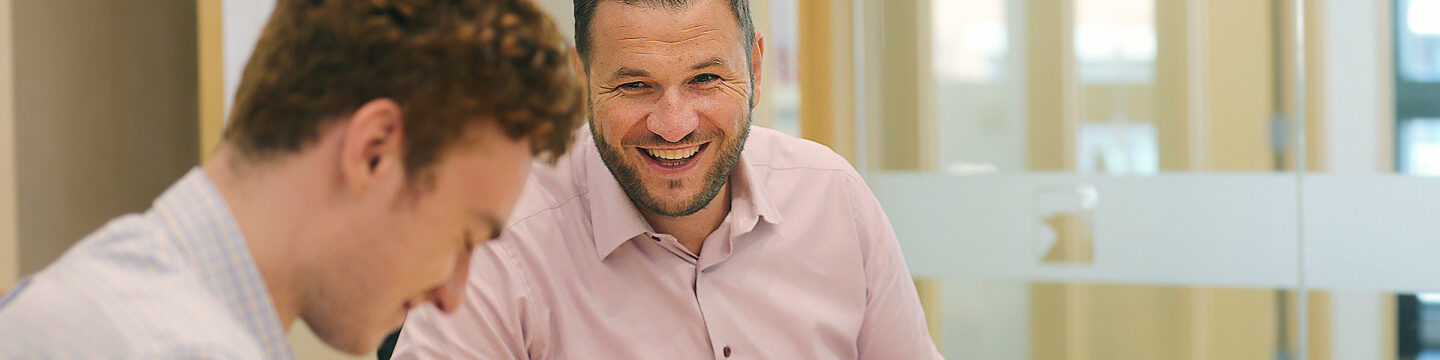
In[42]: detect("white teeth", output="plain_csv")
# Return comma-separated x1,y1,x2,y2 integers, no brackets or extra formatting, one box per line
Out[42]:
645,146,700,160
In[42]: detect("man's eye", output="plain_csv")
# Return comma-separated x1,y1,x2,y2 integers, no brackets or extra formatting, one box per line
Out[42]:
692,74,721,83
620,81,650,90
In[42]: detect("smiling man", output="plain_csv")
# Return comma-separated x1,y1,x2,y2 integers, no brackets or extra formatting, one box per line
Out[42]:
0,0,581,358
393,0,941,358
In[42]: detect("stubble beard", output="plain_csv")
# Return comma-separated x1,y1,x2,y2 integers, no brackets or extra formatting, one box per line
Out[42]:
592,114,751,218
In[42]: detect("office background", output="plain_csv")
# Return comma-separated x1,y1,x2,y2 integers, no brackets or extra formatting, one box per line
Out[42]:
1,0,1438,359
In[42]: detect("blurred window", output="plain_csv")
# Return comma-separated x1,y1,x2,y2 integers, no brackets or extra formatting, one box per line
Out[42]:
1399,119,1440,175
1074,0,1158,174
933,0,1008,83
1074,0,1156,84
766,0,801,136
1400,0,1440,82
1397,0,1440,175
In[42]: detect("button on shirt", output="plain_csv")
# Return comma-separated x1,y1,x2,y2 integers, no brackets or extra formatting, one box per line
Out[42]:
395,125,941,359
0,169,294,359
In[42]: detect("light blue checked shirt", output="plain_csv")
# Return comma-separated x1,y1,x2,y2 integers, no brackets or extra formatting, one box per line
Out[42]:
0,168,294,359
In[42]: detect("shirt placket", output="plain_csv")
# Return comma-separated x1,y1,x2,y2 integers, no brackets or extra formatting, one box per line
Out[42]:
695,222,737,359
641,213,742,359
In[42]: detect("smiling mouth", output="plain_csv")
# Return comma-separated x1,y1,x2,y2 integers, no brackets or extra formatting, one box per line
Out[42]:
640,143,707,167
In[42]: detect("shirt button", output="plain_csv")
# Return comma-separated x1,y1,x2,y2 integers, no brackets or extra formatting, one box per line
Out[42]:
723,345,731,357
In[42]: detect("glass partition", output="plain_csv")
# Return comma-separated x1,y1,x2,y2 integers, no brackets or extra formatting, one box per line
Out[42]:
864,0,1440,358
865,0,1320,358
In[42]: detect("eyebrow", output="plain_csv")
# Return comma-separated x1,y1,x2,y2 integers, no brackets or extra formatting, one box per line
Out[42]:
690,57,726,71
605,57,729,83
608,67,650,82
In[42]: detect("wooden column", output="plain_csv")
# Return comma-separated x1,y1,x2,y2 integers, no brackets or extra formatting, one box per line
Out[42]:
199,0,224,162
797,0,855,162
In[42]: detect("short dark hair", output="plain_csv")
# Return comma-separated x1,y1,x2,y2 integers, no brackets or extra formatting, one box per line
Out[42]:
227,0,583,183
573,0,755,69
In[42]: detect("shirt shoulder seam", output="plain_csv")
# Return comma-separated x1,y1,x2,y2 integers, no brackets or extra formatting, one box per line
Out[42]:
508,189,587,228
748,163,851,174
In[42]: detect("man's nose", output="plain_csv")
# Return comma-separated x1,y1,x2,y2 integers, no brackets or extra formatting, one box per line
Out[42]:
647,90,697,143
426,248,473,314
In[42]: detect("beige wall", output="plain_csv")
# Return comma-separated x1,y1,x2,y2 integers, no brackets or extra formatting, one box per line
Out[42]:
0,0,16,289
12,0,198,274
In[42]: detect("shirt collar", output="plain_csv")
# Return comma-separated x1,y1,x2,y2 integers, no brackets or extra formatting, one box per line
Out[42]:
726,150,783,233
155,168,295,360
583,132,652,260
584,126,784,260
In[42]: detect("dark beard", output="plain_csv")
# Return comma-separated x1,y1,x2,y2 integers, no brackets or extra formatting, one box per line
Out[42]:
592,118,751,217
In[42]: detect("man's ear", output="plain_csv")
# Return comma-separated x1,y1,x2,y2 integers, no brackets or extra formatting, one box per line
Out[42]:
750,30,765,109
339,99,405,197
569,49,590,89
569,48,587,78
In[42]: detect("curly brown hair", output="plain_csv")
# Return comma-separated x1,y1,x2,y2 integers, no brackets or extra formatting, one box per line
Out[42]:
226,0,582,184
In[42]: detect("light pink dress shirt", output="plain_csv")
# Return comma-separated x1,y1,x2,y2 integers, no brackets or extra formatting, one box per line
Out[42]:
395,125,941,359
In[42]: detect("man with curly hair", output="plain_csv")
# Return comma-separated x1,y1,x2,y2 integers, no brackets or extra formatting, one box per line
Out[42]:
0,0,581,358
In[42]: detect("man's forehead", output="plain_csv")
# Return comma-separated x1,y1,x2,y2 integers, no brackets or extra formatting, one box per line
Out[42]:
592,0,738,43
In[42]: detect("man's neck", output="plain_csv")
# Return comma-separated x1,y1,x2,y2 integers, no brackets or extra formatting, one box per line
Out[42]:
201,146,323,333
641,183,730,255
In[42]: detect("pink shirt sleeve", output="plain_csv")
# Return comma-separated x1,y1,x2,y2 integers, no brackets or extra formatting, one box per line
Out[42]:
848,175,945,359
393,241,544,360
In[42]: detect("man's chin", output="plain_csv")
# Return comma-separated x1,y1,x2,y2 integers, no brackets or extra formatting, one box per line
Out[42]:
635,187,716,217
308,322,389,356
323,332,387,356
643,202,702,217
